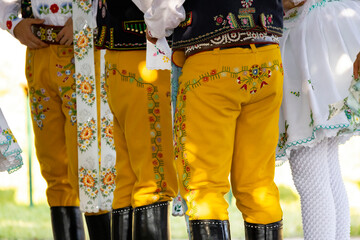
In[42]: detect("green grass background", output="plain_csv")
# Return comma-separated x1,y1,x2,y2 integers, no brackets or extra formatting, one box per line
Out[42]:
1,184,360,240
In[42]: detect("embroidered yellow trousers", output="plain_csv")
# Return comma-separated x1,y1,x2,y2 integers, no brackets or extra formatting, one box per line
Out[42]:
174,44,283,224
26,45,79,207
105,50,178,209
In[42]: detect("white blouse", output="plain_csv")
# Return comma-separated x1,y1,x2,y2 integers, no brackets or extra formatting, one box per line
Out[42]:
132,0,186,39
0,0,97,36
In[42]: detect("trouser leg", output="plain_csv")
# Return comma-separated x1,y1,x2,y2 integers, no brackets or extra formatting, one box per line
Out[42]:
105,50,178,238
174,46,283,228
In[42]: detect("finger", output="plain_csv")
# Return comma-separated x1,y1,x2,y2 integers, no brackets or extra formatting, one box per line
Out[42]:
298,1,306,6
56,29,65,42
59,35,69,45
147,37,157,44
65,38,72,46
354,61,359,79
29,18,46,25
22,33,48,48
31,34,49,48
354,60,359,79
27,38,42,49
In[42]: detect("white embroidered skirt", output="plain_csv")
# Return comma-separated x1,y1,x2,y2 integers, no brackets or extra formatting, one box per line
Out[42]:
276,0,360,160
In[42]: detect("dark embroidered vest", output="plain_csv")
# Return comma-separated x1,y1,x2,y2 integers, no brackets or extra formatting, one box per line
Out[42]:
172,0,283,50
21,0,33,18
95,0,147,50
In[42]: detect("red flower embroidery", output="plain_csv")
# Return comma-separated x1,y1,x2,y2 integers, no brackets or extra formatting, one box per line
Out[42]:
112,69,116,75
203,77,209,82
6,20,12,30
181,123,186,130
157,152,163,158
122,70,127,75
147,86,153,93
183,95,186,101
240,84,247,90
154,108,160,114
250,89,257,94
236,77,241,84
210,69,217,75
267,70,272,78
162,181,167,188
260,81,268,88
152,160,159,166
149,116,155,122
50,4,59,13
216,17,223,24
186,166,191,172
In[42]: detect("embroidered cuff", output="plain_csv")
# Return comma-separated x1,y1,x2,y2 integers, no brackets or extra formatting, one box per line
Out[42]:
6,15,22,37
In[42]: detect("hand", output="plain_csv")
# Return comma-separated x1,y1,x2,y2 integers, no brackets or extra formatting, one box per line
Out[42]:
353,52,360,79
56,18,73,45
13,18,49,49
283,0,306,10
146,30,157,45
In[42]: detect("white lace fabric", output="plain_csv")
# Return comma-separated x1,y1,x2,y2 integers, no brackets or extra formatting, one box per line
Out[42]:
0,109,23,173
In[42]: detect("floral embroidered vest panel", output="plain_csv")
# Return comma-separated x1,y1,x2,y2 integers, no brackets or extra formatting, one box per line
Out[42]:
172,0,284,50
95,0,147,50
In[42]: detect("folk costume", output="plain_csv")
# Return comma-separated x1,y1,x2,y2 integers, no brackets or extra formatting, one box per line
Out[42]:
277,0,360,239
0,0,115,239
95,0,178,239
135,0,285,239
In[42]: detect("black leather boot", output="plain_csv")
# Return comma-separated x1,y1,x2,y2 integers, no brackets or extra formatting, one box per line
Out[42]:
189,219,231,240
244,220,283,240
85,212,111,240
112,206,133,240
50,206,85,240
133,201,170,240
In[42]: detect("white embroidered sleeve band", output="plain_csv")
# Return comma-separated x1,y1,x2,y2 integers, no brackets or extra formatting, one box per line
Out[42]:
0,0,22,36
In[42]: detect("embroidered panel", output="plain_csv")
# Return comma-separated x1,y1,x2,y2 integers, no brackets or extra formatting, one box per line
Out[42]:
73,0,115,213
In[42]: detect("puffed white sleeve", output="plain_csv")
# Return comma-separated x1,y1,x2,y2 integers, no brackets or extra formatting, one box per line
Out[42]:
0,0,23,37
133,0,186,39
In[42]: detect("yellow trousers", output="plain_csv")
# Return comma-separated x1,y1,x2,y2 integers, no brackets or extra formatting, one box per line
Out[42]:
105,50,178,209
174,44,283,224
26,45,79,207
26,46,107,215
